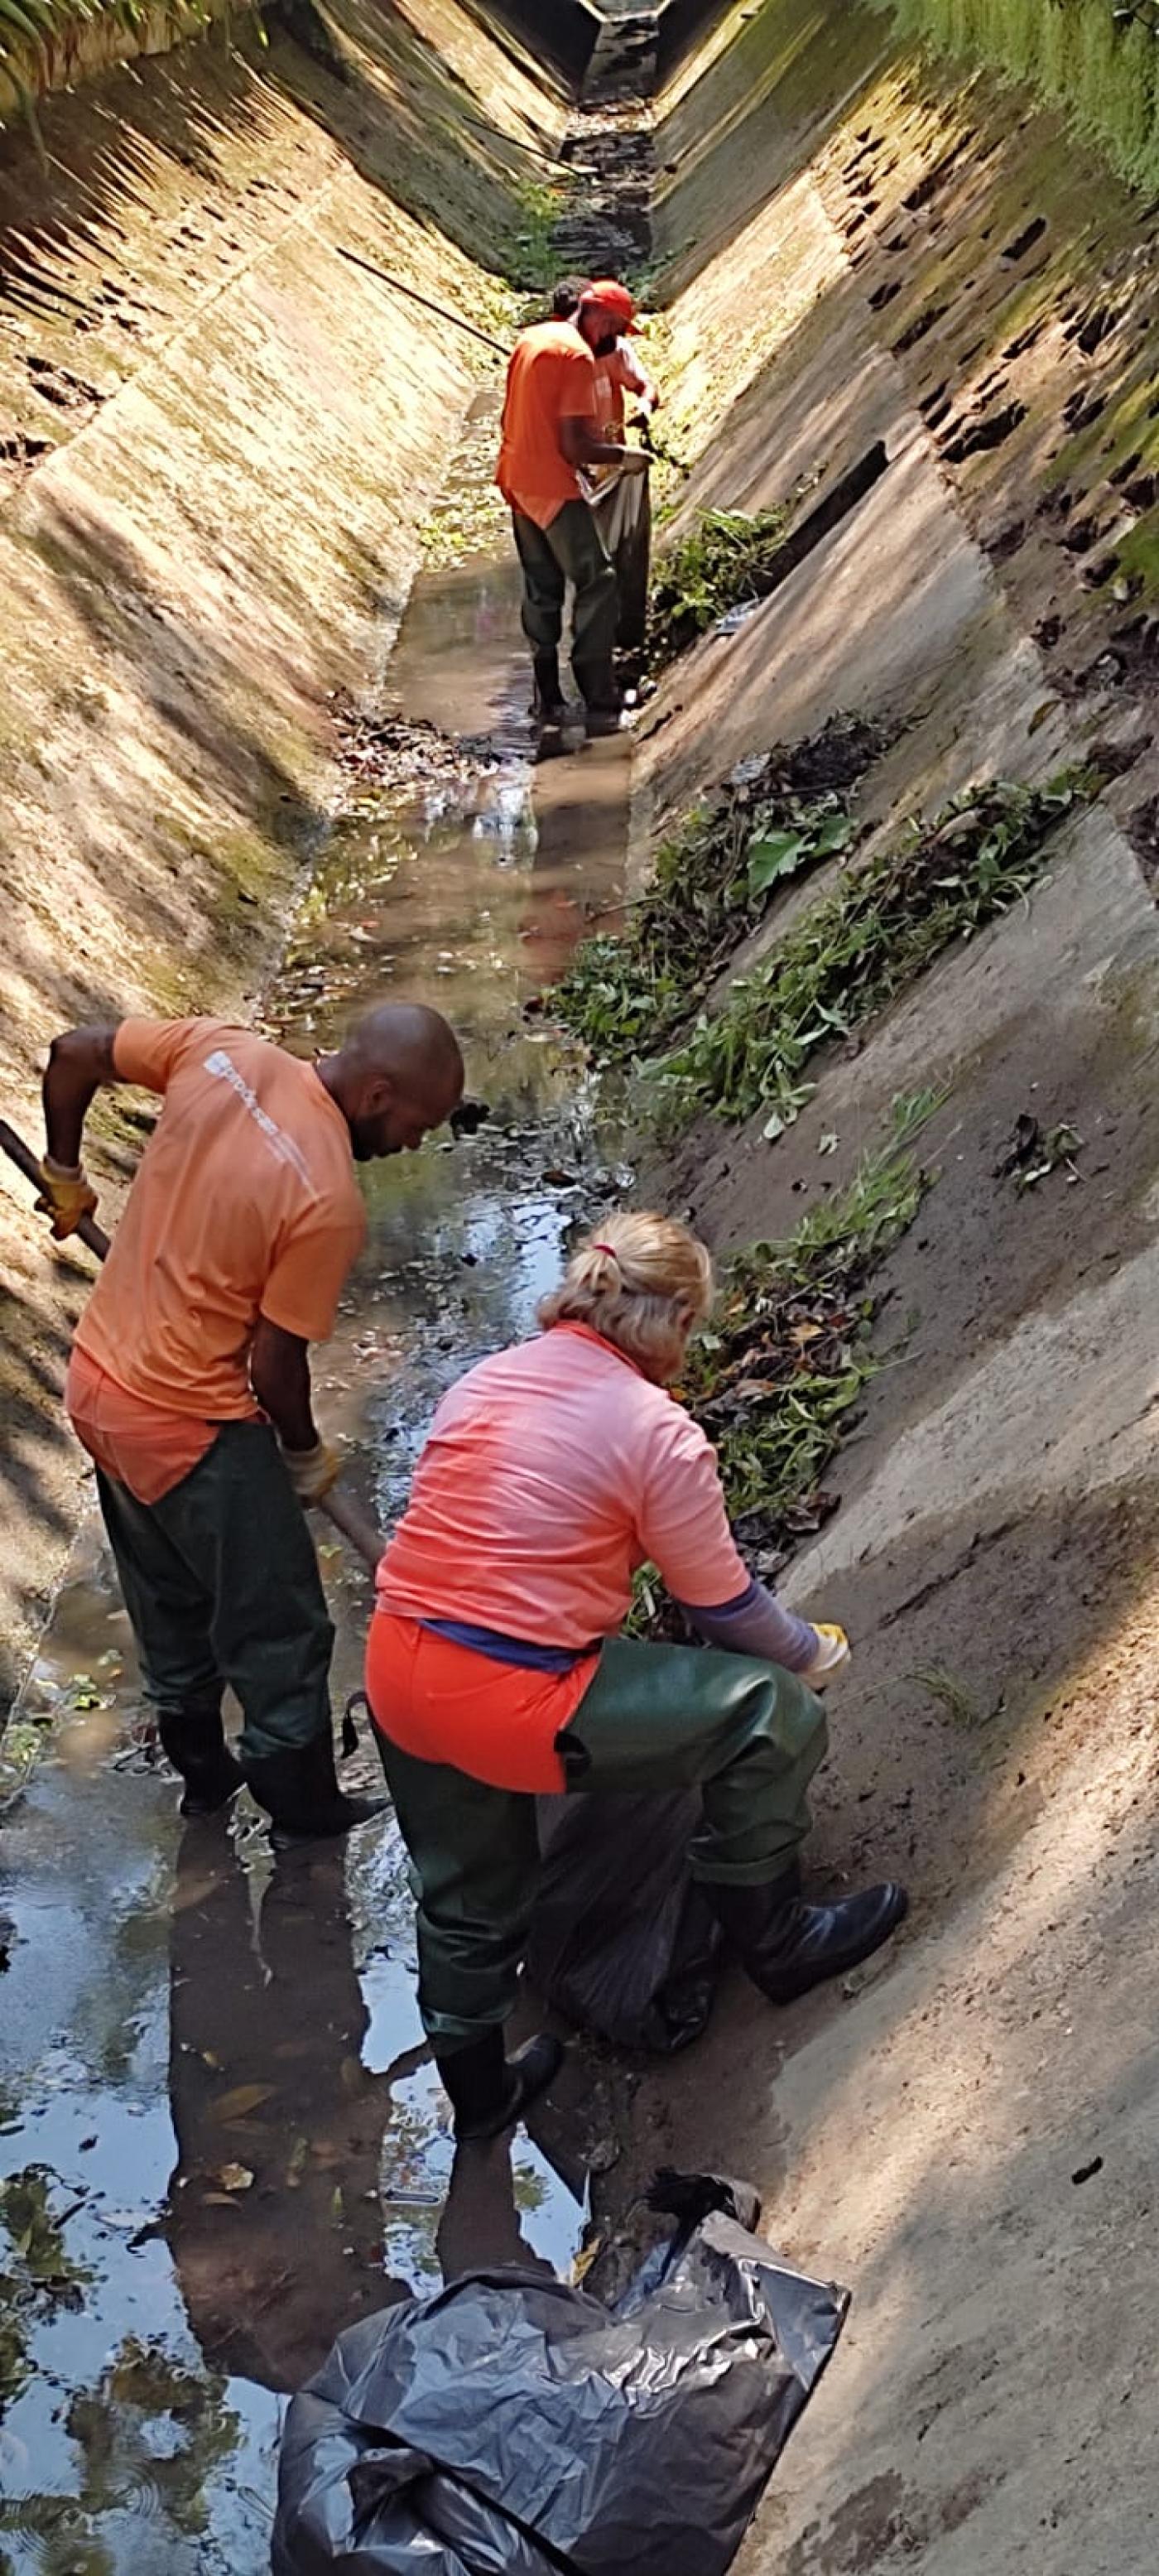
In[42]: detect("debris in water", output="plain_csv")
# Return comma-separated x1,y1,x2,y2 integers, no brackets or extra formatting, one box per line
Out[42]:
216,2164,256,2195
995,1112,1084,1190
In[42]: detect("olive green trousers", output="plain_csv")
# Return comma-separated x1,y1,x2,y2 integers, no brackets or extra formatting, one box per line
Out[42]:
511,500,619,686
96,1420,334,1764
375,1635,827,2054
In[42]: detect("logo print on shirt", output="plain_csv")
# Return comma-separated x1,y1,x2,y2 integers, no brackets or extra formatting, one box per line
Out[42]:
204,1050,315,1192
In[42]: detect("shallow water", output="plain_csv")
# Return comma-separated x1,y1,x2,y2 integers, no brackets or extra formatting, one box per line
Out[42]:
0,402,632,2569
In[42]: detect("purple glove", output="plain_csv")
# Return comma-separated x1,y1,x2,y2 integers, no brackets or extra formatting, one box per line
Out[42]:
676,1577,819,1675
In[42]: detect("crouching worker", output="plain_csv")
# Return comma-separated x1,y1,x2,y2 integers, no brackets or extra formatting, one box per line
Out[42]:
366,1213,907,2143
40,1003,464,1840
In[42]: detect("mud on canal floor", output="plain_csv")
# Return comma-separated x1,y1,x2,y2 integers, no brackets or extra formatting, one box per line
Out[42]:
0,403,637,2572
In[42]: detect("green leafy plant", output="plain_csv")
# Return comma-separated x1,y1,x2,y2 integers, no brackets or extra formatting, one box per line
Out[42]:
555,713,885,1061
629,1095,945,1635
654,777,1079,1130
647,503,793,668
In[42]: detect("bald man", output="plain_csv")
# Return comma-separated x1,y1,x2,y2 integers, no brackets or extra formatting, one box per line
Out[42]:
39,1004,464,1839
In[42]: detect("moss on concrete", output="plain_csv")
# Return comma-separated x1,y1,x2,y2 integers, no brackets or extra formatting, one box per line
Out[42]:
874,0,1159,192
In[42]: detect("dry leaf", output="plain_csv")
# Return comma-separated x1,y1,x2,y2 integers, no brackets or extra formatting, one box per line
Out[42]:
217,2163,254,2194
570,2236,604,2286
212,2083,275,2124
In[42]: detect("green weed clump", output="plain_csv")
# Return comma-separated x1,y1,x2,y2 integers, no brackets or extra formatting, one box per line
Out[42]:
654,775,1078,1131
648,503,793,668
877,0,1159,195
555,713,885,1061
507,176,564,292
632,1095,943,1635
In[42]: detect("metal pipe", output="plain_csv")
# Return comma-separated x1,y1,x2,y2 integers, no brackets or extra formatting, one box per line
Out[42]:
335,247,508,354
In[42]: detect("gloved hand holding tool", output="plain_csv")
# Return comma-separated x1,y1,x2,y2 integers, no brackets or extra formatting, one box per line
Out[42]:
2,1115,381,1572
35,1153,99,1241
0,995,465,1839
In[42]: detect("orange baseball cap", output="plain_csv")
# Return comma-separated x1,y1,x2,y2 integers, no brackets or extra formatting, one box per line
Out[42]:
578,279,641,334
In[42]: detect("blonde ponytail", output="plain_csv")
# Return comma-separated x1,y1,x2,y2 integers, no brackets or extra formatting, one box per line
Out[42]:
537,1211,714,1380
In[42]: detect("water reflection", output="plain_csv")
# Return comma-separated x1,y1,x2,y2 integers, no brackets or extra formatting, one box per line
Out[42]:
166,1827,409,2393
0,410,631,2564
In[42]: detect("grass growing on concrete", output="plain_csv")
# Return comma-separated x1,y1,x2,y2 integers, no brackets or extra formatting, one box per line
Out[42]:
877,0,1159,195
647,502,792,667
0,0,214,136
654,775,1078,1129
507,175,565,291
555,714,885,1060
632,1094,942,1631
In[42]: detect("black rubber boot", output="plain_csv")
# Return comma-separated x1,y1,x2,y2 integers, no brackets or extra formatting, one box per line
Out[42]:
574,660,623,735
157,1706,245,1819
437,2030,563,2143
531,651,566,721
243,1731,387,1849
709,1871,908,2003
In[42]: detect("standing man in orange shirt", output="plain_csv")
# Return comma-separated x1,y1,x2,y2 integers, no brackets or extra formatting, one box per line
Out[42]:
36,1002,464,1841
496,284,650,732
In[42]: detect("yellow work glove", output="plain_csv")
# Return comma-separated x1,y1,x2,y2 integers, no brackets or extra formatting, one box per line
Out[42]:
281,1439,341,1506
35,1155,98,1241
801,1622,850,1687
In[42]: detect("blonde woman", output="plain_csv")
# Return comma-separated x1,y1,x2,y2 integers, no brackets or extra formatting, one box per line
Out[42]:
367,1214,907,2140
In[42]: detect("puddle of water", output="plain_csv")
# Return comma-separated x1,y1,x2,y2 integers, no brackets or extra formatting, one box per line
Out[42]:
0,402,632,2567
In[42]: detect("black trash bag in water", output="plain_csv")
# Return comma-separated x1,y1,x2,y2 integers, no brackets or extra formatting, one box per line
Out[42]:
272,2171,849,2576
527,1791,721,2054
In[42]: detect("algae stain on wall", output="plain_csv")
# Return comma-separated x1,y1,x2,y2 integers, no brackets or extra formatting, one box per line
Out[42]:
873,0,1159,192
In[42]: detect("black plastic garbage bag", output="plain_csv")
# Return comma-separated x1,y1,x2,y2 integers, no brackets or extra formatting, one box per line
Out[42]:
527,1792,721,2054
272,2172,849,2576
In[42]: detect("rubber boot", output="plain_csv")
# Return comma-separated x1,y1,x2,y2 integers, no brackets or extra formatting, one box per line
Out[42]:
436,2029,564,2143
709,1870,908,2004
243,1730,387,1849
574,660,623,736
531,650,566,723
157,1705,245,1819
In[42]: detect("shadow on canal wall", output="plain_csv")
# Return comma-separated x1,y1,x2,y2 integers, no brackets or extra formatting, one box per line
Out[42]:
0,0,574,1712
594,5,1159,2569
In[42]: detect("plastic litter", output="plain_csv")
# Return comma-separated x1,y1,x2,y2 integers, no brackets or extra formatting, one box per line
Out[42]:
272,2169,849,2576
528,1791,721,2054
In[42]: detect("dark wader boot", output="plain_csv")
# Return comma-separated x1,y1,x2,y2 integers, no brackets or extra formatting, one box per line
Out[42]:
97,1421,383,1842
374,1635,902,2131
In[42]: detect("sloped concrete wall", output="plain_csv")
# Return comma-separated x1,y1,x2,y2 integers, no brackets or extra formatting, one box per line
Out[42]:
473,0,601,87
0,0,568,1704
618,6,1159,2565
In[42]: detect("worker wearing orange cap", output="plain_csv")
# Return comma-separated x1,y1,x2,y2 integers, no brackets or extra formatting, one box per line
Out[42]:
496,281,650,734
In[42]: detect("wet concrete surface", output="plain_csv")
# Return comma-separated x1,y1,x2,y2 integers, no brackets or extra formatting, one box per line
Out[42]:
0,403,633,2569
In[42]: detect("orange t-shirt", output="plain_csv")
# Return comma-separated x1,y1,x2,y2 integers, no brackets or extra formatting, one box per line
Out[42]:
73,1018,366,1419
496,320,597,528
65,1344,215,1505
376,1322,748,1646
